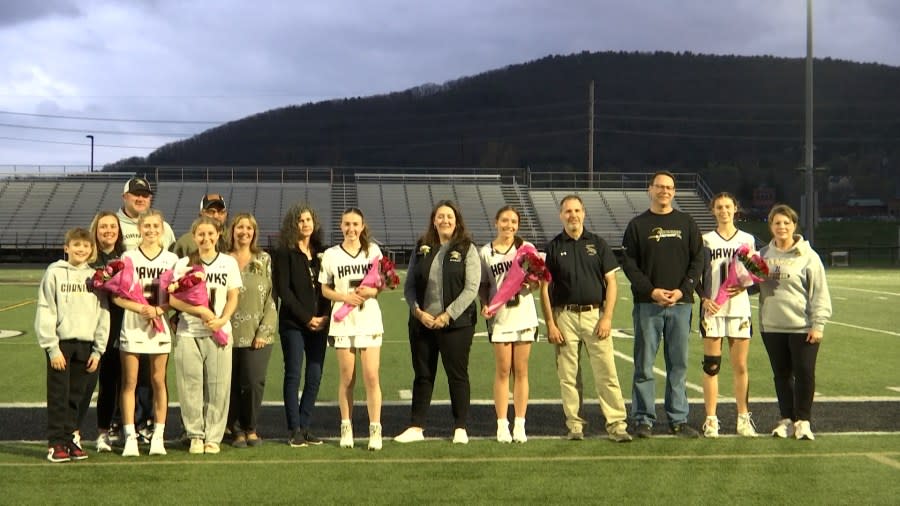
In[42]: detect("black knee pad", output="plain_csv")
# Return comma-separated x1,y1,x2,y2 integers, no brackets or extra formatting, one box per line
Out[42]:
702,355,722,376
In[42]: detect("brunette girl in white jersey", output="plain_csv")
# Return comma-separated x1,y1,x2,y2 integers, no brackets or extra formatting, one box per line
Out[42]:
113,209,178,456
697,193,758,438
169,216,242,455
319,208,384,451
478,206,539,443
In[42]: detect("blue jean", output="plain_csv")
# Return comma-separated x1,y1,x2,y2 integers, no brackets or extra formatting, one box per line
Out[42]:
631,302,692,427
280,324,327,431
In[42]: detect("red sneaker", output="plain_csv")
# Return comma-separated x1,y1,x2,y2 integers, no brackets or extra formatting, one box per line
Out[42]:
47,444,70,463
68,441,89,460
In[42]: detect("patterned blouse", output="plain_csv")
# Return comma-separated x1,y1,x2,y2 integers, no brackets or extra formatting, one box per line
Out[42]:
230,251,277,348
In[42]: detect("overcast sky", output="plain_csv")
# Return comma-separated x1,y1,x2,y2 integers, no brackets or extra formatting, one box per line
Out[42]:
2,0,898,169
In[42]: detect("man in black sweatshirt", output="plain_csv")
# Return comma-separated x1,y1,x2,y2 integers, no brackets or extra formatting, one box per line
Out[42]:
621,171,704,438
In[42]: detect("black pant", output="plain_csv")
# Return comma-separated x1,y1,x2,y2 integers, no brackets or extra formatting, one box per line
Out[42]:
47,341,96,445
77,341,121,430
227,345,274,433
761,331,820,421
408,322,474,429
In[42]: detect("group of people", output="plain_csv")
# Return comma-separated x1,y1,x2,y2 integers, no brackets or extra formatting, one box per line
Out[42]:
35,171,832,462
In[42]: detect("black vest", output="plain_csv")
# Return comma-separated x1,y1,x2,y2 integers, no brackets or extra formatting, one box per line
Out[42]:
411,240,477,329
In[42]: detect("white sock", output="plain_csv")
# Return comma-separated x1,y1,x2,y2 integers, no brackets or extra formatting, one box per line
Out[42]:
341,419,351,426
497,419,509,428
514,417,526,427
153,423,165,440
124,424,136,437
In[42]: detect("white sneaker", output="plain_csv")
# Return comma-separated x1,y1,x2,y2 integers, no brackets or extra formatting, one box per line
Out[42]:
702,416,720,438
122,434,140,457
794,420,815,440
394,427,425,443
452,428,469,445
368,423,382,451
189,438,205,454
512,422,527,443
204,442,220,454
340,422,354,448
149,438,167,455
496,420,512,443
737,413,759,437
96,433,112,452
771,418,794,438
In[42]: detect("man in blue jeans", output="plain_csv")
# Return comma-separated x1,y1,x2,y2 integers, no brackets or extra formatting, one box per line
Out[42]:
622,171,705,438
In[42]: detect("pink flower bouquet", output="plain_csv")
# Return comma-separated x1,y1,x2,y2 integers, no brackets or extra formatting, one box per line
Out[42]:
333,255,400,323
93,256,165,335
484,243,552,317
714,244,769,305
161,266,229,346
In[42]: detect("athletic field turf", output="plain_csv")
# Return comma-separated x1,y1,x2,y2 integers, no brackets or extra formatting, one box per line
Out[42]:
0,267,897,504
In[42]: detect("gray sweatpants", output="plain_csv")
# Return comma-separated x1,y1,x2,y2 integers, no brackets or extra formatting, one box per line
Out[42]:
174,335,232,444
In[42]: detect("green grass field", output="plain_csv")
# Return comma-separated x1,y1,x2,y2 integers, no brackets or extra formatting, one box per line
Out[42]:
1,267,898,504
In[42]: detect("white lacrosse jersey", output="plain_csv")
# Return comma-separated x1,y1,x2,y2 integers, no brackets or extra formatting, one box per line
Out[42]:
173,253,242,339
119,248,178,353
319,243,385,337
479,241,540,335
703,230,755,317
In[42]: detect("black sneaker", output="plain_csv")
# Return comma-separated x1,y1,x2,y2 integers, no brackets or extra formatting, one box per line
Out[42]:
288,429,307,447
670,423,700,439
303,431,323,446
47,444,70,463
633,423,653,439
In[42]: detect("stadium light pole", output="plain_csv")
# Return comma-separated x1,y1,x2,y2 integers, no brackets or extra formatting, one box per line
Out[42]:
86,134,95,172
804,0,816,245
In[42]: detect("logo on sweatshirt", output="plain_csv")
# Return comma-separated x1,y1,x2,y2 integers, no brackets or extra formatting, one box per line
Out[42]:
648,227,683,242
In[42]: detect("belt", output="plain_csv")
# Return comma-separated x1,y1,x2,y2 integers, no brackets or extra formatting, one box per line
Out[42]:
558,303,600,313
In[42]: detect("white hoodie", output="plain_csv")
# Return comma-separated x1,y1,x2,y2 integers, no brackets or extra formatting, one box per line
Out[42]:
116,208,176,251
35,260,110,360
758,235,832,334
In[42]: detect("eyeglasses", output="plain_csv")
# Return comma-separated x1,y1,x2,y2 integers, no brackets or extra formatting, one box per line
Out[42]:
651,184,675,191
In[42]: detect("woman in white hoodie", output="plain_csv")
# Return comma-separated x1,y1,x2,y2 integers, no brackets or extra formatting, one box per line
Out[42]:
758,204,832,441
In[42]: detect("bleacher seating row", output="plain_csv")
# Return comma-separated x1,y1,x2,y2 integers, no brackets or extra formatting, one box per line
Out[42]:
0,175,714,251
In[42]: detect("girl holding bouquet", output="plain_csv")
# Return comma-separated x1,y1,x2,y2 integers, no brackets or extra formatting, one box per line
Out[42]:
112,209,178,456
478,206,539,443
226,213,276,448
319,208,385,450
169,216,242,455
759,204,831,441
697,193,758,438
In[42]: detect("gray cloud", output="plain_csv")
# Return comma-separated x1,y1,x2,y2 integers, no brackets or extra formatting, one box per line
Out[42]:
0,0,80,28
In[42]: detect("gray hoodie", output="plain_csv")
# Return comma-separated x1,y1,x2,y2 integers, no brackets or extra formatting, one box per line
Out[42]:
758,235,832,334
35,260,111,360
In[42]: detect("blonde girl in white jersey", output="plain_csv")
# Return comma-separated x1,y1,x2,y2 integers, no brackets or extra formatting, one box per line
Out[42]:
112,209,178,457
698,193,758,438
479,206,539,443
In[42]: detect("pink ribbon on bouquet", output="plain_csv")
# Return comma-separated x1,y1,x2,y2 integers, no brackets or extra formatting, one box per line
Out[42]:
333,255,385,323
484,243,551,317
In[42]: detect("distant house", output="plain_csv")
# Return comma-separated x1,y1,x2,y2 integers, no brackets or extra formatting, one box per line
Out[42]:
845,198,887,217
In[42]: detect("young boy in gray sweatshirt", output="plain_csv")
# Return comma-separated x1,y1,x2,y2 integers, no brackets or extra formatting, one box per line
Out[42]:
35,228,110,462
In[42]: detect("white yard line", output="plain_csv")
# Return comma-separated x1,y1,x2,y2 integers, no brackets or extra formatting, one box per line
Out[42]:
831,286,900,297
750,304,899,337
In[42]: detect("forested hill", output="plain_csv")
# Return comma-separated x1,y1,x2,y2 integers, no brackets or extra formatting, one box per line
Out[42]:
112,51,900,201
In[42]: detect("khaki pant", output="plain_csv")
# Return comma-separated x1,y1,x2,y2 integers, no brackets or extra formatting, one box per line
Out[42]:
553,308,628,433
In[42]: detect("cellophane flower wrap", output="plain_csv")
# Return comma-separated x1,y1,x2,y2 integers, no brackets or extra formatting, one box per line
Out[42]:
485,243,552,317
92,256,165,335
333,255,399,323
161,265,229,346
714,244,769,305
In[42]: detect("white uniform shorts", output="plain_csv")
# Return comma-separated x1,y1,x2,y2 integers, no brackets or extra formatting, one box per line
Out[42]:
329,334,383,349
119,335,172,354
489,327,537,344
701,316,752,339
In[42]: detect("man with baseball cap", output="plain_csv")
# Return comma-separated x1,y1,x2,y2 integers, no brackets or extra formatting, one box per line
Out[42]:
172,193,229,257
116,176,176,250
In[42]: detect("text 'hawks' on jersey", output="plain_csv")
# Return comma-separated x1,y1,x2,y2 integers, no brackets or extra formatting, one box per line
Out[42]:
702,230,755,317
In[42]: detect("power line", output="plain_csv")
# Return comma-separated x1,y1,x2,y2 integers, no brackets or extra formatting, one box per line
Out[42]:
0,110,223,125
0,122,195,137
0,136,156,149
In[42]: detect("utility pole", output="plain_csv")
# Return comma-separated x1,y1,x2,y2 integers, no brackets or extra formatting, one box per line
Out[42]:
85,134,94,172
804,0,816,245
588,80,594,190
